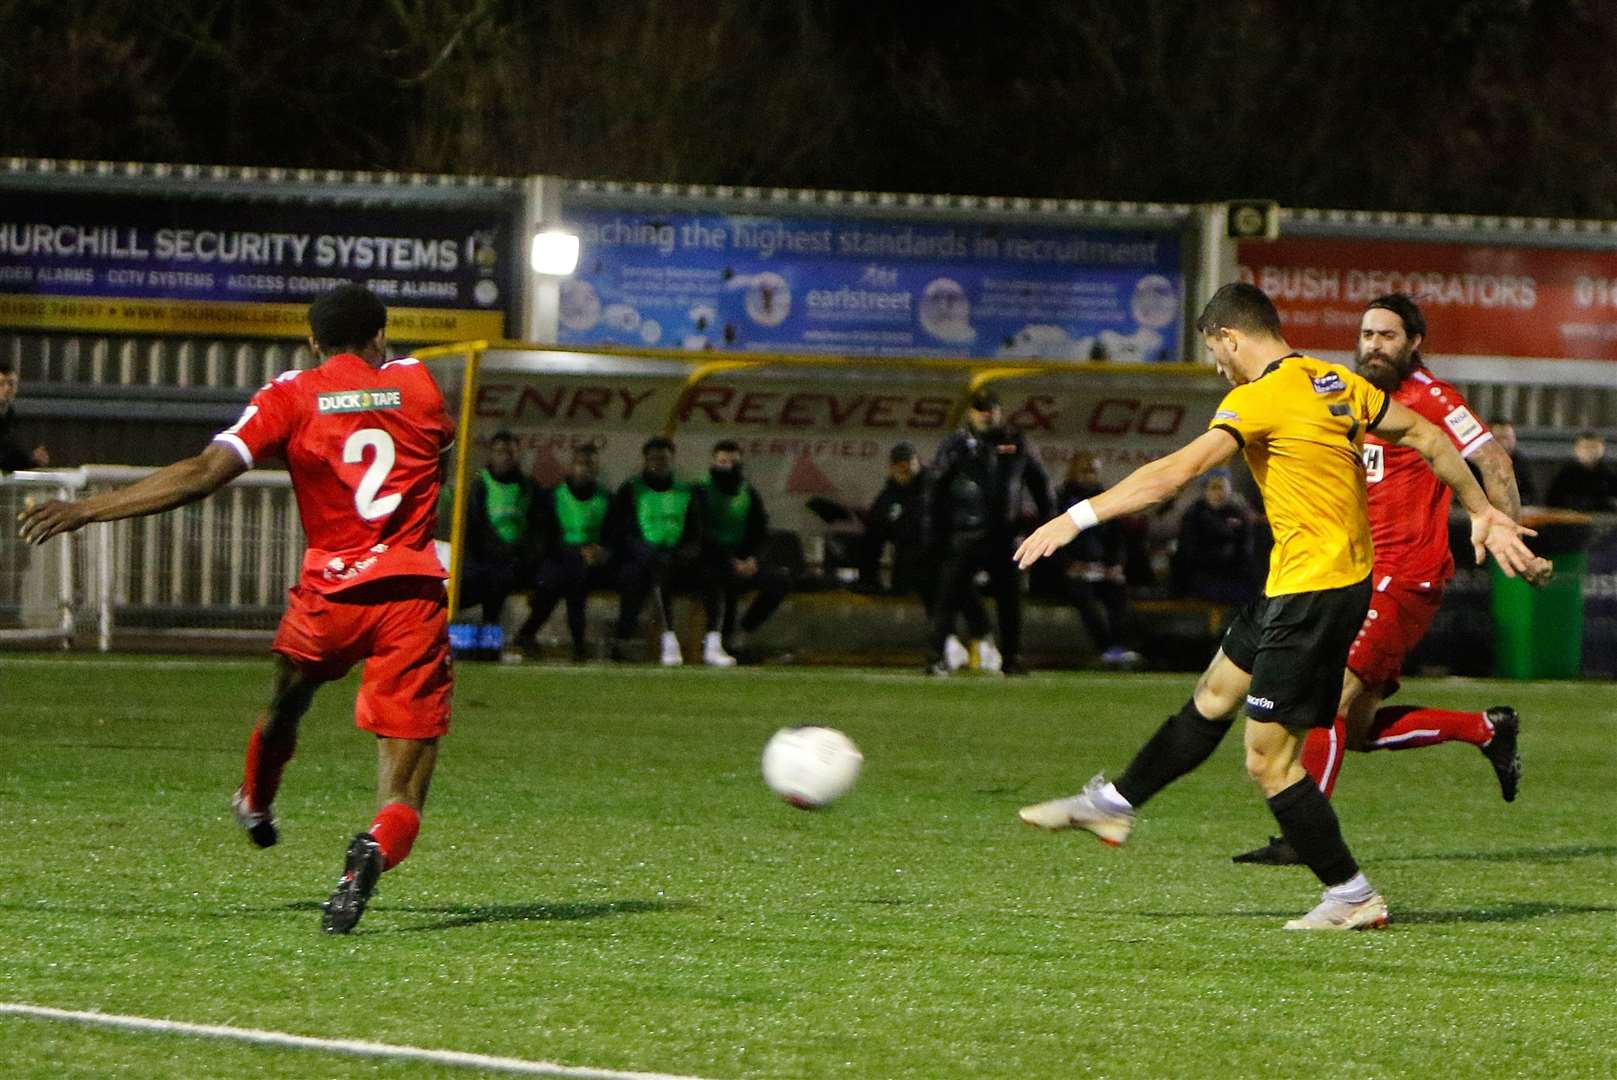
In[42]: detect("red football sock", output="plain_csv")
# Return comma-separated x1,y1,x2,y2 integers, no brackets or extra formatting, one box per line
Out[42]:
369,802,421,872
1299,716,1347,799
242,722,296,812
1367,705,1492,750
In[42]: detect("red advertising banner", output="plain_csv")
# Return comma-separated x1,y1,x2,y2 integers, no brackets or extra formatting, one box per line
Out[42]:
1238,237,1617,361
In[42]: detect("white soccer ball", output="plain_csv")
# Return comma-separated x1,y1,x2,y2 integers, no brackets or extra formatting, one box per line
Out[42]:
761,726,863,810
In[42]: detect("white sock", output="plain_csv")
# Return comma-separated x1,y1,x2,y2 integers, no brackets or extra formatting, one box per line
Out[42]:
1325,872,1375,904
1095,782,1134,815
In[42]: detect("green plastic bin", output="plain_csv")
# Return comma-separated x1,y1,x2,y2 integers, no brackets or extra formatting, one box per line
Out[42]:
1490,517,1592,679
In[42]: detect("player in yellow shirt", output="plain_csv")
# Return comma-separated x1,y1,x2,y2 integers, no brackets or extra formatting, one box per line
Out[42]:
1014,282,1539,931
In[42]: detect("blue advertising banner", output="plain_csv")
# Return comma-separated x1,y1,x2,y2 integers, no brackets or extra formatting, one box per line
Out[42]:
0,190,515,341
556,208,1184,361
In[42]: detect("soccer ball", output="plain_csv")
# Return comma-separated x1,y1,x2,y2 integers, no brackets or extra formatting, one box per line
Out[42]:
761,726,863,810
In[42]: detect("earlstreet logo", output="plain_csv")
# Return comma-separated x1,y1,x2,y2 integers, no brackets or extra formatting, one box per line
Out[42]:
317,389,401,413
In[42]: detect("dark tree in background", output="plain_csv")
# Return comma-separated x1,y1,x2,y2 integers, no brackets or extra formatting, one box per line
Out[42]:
3,0,1616,217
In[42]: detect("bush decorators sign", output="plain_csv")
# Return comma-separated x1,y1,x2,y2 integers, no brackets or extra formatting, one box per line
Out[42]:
557,209,1183,362
1239,236,1617,362
0,191,512,341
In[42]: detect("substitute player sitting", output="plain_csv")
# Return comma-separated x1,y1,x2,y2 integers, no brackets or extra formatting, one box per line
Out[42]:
1235,293,1551,865
19,284,455,935
1014,283,1539,930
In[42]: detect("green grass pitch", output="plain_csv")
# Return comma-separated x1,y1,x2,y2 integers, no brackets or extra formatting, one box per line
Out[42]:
1,657,1613,1079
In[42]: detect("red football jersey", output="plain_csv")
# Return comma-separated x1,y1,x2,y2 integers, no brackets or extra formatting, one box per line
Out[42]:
214,352,455,595
1362,365,1492,585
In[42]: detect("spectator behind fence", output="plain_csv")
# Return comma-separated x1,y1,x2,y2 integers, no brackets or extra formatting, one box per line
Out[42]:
696,440,789,666
1545,430,1617,513
1045,452,1139,667
459,430,539,660
924,386,1053,676
609,435,703,665
0,359,49,473
516,444,611,662
1172,469,1259,605
1487,418,1537,507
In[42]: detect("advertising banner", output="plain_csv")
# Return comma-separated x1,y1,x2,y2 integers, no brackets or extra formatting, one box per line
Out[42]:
459,357,1226,536
1239,236,1617,361
557,208,1185,362
0,190,515,341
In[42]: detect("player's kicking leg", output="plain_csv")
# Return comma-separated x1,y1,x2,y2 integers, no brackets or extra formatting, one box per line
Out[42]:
233,656,325,848
1018,648,1247,842
322,735,438,934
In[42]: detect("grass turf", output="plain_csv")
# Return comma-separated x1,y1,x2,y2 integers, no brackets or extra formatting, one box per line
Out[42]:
0,657,1613,1079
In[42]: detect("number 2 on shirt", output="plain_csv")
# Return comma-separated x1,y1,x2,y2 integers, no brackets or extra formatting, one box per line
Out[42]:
343,428,402,520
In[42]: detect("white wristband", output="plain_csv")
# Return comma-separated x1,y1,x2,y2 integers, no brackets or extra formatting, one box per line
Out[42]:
1066,499,1099,532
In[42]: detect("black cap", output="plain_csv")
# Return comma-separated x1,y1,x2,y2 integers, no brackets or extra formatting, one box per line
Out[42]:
968,387,1000,411
889,441,917,463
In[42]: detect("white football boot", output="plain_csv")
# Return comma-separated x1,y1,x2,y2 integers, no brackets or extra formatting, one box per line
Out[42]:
1284,893,1390,931
1018,774,1134,846
943,634,970,671
659,630,684,667
702,630,737,667
976,636,1004,674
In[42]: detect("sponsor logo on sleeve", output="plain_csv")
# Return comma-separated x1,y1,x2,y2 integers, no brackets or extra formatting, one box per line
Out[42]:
1246,693,1276,713
1214,409,1239,421
1443,405,1483,445
316,388,402,414
1310,372,1346,394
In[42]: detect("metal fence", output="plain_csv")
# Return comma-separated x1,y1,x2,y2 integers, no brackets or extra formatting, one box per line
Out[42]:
0,467,300,649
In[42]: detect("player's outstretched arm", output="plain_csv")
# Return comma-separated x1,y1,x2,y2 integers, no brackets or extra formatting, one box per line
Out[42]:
1014,429,1237,569
1468,439,1552,585
17,443,246,545
1372,402,1541,578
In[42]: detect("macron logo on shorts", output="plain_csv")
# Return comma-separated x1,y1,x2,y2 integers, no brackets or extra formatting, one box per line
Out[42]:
1246,694,1276,713
317,389,402,414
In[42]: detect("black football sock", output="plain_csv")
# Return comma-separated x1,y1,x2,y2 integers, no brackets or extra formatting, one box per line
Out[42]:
1267,776,1360,887
1114,698,1232,808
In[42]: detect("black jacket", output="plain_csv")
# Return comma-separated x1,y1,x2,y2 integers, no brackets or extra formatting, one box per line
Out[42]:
924,426,1053,545
1172,496,1254,587
1055,480,1123,566
866,474,928,550
1546,461,1617,513
0,407,35,473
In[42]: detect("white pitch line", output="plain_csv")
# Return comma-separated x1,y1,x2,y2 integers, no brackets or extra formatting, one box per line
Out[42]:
0,657,264,670
0,1003,725,1080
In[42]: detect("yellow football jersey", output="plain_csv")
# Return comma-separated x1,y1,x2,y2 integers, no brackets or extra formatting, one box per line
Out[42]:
1208,354,1389,596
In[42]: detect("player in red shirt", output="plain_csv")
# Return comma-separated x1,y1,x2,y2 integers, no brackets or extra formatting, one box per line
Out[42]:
19,285,455,932
1233,293,1551,865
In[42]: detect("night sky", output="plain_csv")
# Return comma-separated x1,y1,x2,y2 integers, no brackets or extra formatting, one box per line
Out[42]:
4,2,1617,217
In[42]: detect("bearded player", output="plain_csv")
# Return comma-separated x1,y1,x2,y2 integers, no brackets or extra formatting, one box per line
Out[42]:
1234,293,1549,865
19,285,455,932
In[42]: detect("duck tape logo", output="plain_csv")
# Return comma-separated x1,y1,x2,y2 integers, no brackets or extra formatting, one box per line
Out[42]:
317,389,402,414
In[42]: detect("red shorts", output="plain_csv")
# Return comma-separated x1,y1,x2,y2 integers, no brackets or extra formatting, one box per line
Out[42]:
1345,574,1445,697
272,577,452,740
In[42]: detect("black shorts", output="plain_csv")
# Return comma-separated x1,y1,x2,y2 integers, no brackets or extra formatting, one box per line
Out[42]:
1220,575,1371,729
